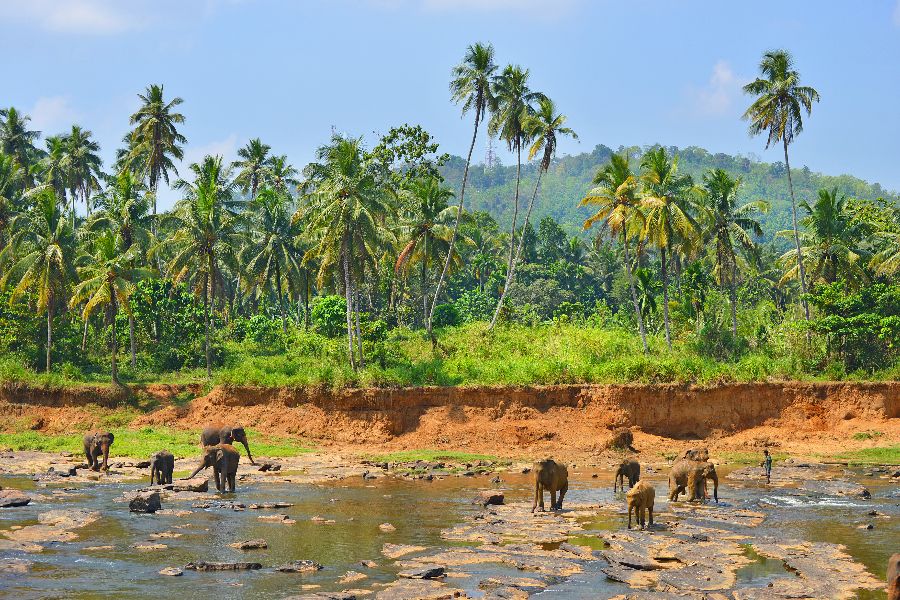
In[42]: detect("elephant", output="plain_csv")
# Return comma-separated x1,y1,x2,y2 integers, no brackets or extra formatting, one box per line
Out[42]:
200,423,255,465
669,459,718,503
888,553,899,600
681,447,710,462
187,443,240,493
626,480,655,529
149,450,175,485
531,459,568,513
614,459,640,492
83,431,114,472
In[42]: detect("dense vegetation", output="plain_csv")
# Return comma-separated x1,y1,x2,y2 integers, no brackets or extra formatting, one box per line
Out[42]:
0,45,898,388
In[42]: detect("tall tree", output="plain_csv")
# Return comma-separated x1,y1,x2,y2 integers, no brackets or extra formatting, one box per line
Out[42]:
701,169,768,336
263,155,299,194
62,125,103,224
640,147,698,348
491,96,576,327
70,231,147,383
743,50,819,320
430,42,497,337
126,84,186,218
2,190,77,372
580,154,649,352
0,152,24,249
0,107,40,187
41,136,68,203
233,138,272,199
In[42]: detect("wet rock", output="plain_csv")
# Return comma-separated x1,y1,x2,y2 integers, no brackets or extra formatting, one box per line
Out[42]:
338,570,367,584
473,490,504,507
258,514,291,522
133,543,167,551
159,567,183,576
383,543,427,559
172,477,209,492
276,560,324,573
359,560,378,568
285,593,358,600
479,575,547,594
0,559,32,574
249,502,294,509
129,491,161,513
1,509,100,550
83,545,115,551
374,578,464,599
229,538,268,549
156,509,192,517
801,480,871,498
379,522,396,532
257,462,281,472
149,531,182,539
185,561,262,571
399,566,446,580
0,489,31,508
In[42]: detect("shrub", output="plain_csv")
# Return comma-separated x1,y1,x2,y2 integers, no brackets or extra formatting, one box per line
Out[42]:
454,289,494,323
311,295,347,337
432,303,460,328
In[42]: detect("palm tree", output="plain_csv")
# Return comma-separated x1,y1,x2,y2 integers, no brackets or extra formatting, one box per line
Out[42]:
263,155,299,194
491,96,576,328
70,231,147,383
580,154,649,352
0,153,24,249
0,107,41,187
297,135,391,370
233,138,272,199
62,125,103,224
158,155,240,377
90,171,154,366
430,42,497,336
701,169,768,335
640,147,698,348
126,84,186,218
487,65,545,326
242,187,303,334
395,177,459,325
2,190,77,372
779,188,866,288
743,50,819,320
41,136,68,203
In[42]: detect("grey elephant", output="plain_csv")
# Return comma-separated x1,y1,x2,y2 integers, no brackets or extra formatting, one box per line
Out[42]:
149,450,175,485
614,459,640,492
200,423,255,465
669,459,718,503
83,431,114,472
532,458,568,513
187,443,240,493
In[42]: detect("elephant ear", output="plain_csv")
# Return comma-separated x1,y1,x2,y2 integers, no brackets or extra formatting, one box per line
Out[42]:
107,433,114,444
216,448,226,462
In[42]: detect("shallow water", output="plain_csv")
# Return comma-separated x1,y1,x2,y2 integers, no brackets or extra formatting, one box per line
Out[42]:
0,464,896,598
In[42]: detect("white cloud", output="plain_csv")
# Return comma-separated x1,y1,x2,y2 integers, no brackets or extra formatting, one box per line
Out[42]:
0,0,137,34
684,60,748,117
29,96,80,134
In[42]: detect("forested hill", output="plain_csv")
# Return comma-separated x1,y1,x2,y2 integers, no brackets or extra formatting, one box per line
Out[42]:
438,144,898,241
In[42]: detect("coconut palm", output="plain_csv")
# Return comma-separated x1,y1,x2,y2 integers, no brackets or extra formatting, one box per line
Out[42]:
640,147,699,347
491,96,576,327
233,138,272,199
430,42,497,335
580,154,649,352
2,190,77,372
62,125,103,224
701,169,768,335
297,135,392,370
395,176,459,325
70,231,148,383
779,188,866,288
264,155,300,194
158,155,240,377
0,107,41,187
126,84,186,217
40,136,69,203
0,153,24,248
242,187,303,334
743,50,819,320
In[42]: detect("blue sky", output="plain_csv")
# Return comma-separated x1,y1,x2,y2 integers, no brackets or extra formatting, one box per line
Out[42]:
2,0,898,209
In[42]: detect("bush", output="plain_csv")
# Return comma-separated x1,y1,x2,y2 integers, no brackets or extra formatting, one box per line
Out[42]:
432,303,460,328
311,295,347,337
454,289,494,323
231,314,284,346
690,322,749,360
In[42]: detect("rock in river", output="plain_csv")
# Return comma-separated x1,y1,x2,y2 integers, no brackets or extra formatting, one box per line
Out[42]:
129,491,161,513
0,489,31,508
172,478,209,493
229,538,268,550
185,561,262,571
276,560,324,573
398,565,446,580
159,567,183,576
473,490,504,507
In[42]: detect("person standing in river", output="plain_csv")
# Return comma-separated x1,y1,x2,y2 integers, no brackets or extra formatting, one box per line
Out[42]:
762,449,773,484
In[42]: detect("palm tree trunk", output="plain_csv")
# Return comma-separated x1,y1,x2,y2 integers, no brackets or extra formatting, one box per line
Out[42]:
428,104,481,339
342,240,357,371
489,141,523,330
422,235,429,329
661,247,671,348
203,270,211,378
46,305,53,373
129,314,137,369
81,317,88,352
110,294,119,384
354,287,364,369
303,270,310,329
623,234,649,353
275,262,287,335
490,167,544,330
783,138,810,321
730,260,738,337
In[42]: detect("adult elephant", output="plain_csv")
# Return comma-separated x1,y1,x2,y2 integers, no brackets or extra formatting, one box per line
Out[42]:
83,431,114,472
669,459,718,503
614,459,641,492
187,444,240,493
200,423,255,465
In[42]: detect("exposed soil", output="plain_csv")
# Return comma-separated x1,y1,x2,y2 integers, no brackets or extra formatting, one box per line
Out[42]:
0,382,898,462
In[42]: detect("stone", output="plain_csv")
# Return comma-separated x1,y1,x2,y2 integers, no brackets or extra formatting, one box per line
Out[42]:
360,560,378,568
185,561,262,571
398,566,446,579
383,543,427,559
133,543,168,551
129,491,161,513
0,559,32,574
339,570,367,584
374,578,464,599
379,522,396,532
276,560,324,573
285,593,357,600
473,490,504,507
229,538,268,550
172,478,209,492
0,489,31,508
159,567,183,576
258,514,291,522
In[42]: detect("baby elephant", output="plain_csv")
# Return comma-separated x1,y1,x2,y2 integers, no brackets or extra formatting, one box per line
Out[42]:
626,480,655,530
614,459,640,492
187,443,240,493
149,450,174,485
83,430,114,472
532,458,568,513
888,553,899,600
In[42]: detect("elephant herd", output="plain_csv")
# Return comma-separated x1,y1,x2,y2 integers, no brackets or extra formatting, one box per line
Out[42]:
531,447,720,530
82,423,256,493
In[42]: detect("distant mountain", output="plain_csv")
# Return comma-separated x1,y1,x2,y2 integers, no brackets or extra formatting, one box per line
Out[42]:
438,144,898,242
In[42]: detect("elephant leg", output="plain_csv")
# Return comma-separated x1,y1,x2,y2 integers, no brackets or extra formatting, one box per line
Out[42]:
151,465,157,485
648,506,654,526
213,466,222,492
534,484,544,512
627,504,633,529
550,488,558,511
228,473,236,492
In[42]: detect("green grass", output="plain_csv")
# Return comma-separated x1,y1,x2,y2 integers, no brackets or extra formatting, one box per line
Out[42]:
0,427,313,459
365,449,503,464
826,445,900,466
851,431,885,441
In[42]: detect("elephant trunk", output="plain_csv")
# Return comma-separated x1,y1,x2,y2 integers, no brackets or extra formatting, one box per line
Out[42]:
187,460,207,479
150,462,157,484
241,440,255,465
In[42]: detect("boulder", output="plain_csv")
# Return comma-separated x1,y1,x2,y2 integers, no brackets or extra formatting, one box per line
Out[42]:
185,561,262,571
276,560,324,573
379,522,396,532
172,478,209,493
0,489,31,508
398,565,446,580
473,490,504,507
229,539,268,550
129,491,161,513
159,567,183,576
